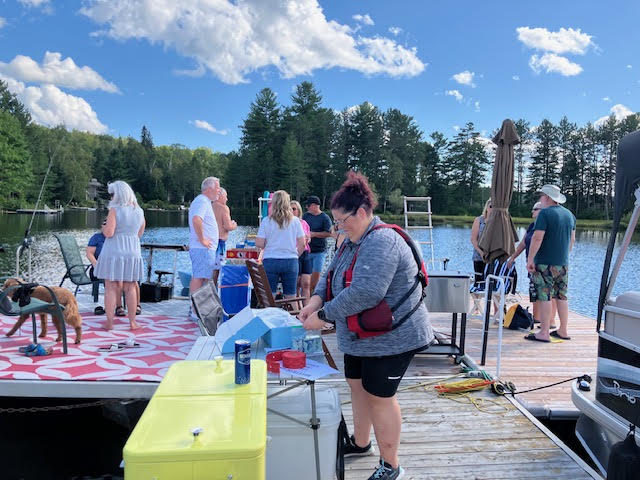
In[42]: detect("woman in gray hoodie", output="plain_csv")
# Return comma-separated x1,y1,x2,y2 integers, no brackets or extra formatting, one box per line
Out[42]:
299,171,433,480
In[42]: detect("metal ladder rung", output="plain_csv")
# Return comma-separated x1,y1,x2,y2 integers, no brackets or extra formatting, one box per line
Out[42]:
404,196,432,201
406,225,432,229
406,211,431,215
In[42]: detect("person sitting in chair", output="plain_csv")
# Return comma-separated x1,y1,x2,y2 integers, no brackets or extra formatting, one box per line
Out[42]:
87,219,140,316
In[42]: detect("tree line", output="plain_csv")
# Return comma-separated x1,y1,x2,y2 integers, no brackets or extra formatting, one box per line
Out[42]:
1,79,638,219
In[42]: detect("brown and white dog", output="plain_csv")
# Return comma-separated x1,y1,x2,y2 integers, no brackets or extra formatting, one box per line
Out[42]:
2,278,82,344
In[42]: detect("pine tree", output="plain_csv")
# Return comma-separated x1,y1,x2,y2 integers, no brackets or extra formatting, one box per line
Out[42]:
0,110,32,208
527,119,558,199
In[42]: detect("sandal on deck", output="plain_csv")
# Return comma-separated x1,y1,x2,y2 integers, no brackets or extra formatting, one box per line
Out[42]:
25,344,53,356
115,306,126,317
550,330,571,340
18,343,38,354
135,305,142,315
94,306,105,315
524,333,550,343
98,343,125,352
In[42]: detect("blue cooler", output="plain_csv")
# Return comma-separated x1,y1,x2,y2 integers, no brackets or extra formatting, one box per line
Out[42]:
220,265,251,320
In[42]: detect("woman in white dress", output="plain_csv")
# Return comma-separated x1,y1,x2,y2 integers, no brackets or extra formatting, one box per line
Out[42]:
95,181,146,330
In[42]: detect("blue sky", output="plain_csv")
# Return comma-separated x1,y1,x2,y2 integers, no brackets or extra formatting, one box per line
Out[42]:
1,0,638,152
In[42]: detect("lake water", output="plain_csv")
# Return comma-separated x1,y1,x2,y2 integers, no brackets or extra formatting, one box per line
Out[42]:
1,211,638,320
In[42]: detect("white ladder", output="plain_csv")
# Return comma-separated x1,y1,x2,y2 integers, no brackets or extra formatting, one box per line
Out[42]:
403,196,447,270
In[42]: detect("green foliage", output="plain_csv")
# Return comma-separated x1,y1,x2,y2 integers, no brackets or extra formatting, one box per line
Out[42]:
0,110,33,208
0,79,638,220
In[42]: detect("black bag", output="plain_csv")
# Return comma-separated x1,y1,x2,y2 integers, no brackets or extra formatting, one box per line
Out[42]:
140,282,161,302
503,304,534,330
159,284,173,301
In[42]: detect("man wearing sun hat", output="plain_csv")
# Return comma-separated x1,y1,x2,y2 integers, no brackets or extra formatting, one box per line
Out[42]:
525,185,576,343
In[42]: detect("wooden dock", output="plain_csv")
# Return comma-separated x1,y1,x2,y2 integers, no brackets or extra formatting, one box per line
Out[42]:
427,298,598,418
338,382,599,479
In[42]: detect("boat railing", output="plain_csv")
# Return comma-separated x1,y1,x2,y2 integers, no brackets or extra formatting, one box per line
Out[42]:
15,238,33,281
481,273,507,379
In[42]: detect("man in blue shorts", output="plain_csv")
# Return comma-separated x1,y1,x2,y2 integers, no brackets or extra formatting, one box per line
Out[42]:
188,177,221,310
526,185,576,343
302,195,333,293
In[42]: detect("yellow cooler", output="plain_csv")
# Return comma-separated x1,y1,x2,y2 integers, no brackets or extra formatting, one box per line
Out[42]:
124,359,267,480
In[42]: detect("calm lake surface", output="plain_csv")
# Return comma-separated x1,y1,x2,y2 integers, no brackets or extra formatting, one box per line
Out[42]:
1,210,638,320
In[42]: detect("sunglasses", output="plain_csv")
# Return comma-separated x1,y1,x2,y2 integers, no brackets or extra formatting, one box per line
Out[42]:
532,208,541,211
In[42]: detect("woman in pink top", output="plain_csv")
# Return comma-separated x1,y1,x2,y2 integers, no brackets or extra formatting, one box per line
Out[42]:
291,200,312,302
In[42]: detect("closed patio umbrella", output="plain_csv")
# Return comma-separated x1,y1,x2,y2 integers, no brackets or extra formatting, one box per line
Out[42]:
478,119,520,262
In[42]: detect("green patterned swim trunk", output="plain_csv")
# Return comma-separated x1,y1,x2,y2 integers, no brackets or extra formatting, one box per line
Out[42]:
532,264,569,301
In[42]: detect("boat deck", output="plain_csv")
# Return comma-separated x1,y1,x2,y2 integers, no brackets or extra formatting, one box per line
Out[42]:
0,289,598,420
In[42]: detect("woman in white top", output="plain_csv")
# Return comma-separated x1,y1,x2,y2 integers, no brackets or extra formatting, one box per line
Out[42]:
95,181,146,330
256,190,305,298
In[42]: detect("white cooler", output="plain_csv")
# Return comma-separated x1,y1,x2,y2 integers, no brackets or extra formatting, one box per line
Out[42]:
266,385,341,480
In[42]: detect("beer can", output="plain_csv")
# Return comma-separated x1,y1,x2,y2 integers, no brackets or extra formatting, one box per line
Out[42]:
234,339,251,385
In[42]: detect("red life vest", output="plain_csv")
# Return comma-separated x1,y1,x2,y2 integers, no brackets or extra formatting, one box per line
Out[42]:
326,224,428,339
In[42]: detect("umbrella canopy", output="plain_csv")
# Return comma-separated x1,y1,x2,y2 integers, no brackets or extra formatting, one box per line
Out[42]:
478,119,520,262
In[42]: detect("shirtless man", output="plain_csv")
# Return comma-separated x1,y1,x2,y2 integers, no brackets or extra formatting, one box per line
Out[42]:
213,188,237,284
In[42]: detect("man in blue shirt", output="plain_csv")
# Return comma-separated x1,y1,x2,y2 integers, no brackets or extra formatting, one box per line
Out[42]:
526,185,576,342
302,195,333,293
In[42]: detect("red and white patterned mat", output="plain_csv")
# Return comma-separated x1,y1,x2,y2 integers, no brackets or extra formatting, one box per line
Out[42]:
0,313,200,381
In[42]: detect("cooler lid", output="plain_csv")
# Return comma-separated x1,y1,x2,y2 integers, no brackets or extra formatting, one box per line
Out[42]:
427,270,472,279
124,395,266,462
155,359,266,397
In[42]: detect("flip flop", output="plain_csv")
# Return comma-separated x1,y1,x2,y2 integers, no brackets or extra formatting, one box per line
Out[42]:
94,306,105,315
98,343,125,352
18,343,38,353
550,330,571,340
115,306,126,317
25,344,53,356
117,341,141,348
135,305,142,315
524,333,551,343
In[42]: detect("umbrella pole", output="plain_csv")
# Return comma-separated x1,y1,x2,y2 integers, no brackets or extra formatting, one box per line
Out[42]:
480,278,494,365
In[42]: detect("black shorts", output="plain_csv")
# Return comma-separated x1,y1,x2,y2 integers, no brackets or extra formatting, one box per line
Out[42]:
344,349,419,398
298,251,312,276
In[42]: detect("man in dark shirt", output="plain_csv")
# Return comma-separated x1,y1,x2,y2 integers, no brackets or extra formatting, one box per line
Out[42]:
302,195,332,293
526,185,576,343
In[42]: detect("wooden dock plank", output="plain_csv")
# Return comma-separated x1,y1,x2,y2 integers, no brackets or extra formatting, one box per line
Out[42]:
331,381,599,479
427,300,598,416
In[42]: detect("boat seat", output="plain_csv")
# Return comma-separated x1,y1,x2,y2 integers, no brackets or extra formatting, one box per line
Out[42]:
605,291,640,346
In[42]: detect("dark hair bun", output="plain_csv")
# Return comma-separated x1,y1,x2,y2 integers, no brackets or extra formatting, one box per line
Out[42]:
330,171,378,212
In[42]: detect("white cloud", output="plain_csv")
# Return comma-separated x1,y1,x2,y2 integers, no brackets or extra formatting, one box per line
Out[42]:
512,75,520,81
190,119,229,135
80,0,425,84
452,70,475,87
18,0,50,6
0,52,119,93
474,101,480,112
445,89,463,102
0,17,6,29
452,125,460,132
529,53,582,76
0,74,108,133
603,96,611,102
595,104,635,127
352,14,374,26
388,26,402,36
627,64,633,69
516,27,594,55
